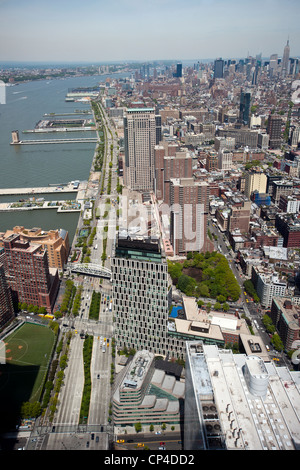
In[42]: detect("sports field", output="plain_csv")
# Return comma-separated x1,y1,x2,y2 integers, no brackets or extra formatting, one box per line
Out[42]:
0,322,56,430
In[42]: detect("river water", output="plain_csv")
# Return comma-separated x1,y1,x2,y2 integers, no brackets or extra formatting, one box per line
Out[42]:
0,72,128,242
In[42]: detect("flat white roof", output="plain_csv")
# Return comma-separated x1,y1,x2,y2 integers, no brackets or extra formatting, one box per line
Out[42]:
187,342,300,450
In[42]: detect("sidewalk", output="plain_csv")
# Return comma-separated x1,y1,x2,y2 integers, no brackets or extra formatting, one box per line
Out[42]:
114,423,181,436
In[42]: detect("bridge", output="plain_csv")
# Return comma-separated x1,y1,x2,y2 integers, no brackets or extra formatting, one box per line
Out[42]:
67,263,111,279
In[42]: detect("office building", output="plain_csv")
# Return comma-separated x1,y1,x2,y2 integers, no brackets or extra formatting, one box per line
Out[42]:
111,235,170,356
244,169,267,199
174,63,182,78
275,213,300,248
169,178,209,256
251,266,286,308
218,149,233,171
112,350,183,427
154,146,193,203
0,226,70,270
0,259,14,330
270,298,300,351
214,58,224,79
239,89,251,126
267,114,282,149
3,233,59,313
205,151,219,172
124,108,159,192
282,39,290,76
184,342,300,450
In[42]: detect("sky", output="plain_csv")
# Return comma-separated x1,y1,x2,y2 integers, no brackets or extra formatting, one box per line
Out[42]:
0,0,299,64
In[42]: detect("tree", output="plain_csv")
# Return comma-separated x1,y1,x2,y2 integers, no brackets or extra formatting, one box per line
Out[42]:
135,422,142,433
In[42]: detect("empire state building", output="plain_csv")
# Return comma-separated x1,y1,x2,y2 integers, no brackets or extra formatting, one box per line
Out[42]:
282,39,290,76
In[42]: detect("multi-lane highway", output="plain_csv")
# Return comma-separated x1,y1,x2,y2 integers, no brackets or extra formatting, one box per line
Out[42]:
27,98,118,450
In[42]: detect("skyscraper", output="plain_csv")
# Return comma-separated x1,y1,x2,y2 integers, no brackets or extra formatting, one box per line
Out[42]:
111,235,169,356
169,178,209,256
239,89,251,126
3,234,59,313
174,63,182,78
282,39,290,76
0,254,14,330
267,114,282,149
214,58,224,79
124,108,159,192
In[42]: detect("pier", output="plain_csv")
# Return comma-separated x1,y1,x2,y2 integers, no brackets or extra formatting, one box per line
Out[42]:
10,137,98,145
0,183,86,197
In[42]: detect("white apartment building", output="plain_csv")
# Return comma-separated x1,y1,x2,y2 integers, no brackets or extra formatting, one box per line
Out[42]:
218,149,233,171
251,266,287,308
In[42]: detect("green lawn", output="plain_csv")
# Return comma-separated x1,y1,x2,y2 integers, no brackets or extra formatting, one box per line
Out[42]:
0,322,56,430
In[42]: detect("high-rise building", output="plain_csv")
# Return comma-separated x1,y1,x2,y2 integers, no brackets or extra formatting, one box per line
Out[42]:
3,234,59,313
218,149,233,171
244,169,267,199
173,63,182,78
269,54,278,77
267,114,282,149
0,226,70,270
111,235,170,356
214,58,224,79
169,178,209,256
282,39,290,76
154,147,193,203
0,255,14,330
124,108,160,192
239,89,251,126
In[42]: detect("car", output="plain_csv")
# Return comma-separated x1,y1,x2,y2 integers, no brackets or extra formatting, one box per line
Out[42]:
96,436,99,443
137,443,144,447
97,374,100,379
86,441,89,448
155,431,161,435
160,441,165,445
127,439,134,443
117,439,125,443
158,446,166,450
91,433,94,440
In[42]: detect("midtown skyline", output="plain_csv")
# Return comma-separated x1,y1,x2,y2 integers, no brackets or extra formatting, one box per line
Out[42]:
0,0,299,63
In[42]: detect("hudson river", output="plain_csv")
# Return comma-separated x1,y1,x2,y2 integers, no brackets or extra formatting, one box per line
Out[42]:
0,72,127,242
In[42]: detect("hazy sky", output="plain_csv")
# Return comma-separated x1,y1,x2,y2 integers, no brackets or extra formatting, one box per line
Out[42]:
0,0,299,63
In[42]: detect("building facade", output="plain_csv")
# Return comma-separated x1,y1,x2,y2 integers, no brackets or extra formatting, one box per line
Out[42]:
0,226,70,270
111,235,170,356
169,178,209,256
124,108,160,192
0,260,14,330
3,234,59,313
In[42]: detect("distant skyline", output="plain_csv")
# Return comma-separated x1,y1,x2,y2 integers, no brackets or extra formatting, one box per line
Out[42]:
0,0,299,63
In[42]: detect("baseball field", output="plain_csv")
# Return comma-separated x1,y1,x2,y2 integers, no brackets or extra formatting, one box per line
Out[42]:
0,321,56,431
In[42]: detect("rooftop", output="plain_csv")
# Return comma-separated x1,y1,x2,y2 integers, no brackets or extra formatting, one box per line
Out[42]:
187,342,300,450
